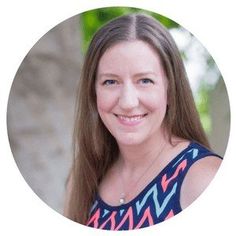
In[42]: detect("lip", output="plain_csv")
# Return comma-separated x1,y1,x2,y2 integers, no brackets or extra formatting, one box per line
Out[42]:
114,113,147,126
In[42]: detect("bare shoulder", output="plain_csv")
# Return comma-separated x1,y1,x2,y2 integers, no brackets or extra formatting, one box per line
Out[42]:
180,155,222,209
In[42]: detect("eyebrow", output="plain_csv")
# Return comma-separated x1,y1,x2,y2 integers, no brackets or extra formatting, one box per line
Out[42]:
97,71,157,79
97,73,120,79
134,72,158,77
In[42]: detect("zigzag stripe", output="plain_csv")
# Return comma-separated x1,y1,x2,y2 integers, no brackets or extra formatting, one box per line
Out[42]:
165,209,174,220
187,148,199,159
89,200,98,215
102,209,110,217
172,154,185,167
115,207,133,230
135,206,154,229
161,159,187,192
173,148,199,167
87,208,100,228
99,211,117,230
136,182,177,217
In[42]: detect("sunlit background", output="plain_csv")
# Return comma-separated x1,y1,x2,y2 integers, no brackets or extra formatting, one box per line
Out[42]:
7,7,230,215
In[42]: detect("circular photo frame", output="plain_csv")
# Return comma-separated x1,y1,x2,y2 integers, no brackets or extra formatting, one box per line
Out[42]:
7,6,230,231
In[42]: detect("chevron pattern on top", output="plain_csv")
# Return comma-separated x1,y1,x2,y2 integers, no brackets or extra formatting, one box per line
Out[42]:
86,142,221,230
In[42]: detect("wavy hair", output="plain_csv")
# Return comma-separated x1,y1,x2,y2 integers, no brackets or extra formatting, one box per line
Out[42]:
64,13,209,224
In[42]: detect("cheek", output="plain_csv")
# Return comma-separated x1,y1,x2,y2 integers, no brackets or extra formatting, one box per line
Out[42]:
96,90,117,113
142,89,167,111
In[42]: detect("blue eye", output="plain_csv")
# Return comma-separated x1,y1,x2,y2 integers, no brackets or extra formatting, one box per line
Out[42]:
103,80,117,85
140,78,154,84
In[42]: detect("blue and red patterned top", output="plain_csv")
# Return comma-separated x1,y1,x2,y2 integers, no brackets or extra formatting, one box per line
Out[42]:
86,141,222,230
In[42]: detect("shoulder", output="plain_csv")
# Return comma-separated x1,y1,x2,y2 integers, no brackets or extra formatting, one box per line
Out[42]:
180,155,222,209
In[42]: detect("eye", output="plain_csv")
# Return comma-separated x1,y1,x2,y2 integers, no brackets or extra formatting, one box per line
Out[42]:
102,79,118,86
139,78,154,84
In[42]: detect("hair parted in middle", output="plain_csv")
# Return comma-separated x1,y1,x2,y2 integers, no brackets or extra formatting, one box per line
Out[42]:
67,12,209,224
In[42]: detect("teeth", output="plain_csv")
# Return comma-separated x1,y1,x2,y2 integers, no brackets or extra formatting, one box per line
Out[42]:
118,115,145,122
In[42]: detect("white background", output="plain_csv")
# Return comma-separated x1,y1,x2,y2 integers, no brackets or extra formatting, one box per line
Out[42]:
0,0,235,235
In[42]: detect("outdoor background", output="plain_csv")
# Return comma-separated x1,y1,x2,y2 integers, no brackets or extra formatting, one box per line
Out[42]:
7,7,230,215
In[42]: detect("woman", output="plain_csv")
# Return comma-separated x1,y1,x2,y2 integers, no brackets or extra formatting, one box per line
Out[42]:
64,13,222,230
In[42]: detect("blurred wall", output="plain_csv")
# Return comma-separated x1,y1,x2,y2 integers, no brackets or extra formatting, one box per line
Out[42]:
7,15,82,213
209,78,230,156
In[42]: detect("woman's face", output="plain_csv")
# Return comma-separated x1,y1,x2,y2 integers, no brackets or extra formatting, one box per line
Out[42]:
95,40,168,146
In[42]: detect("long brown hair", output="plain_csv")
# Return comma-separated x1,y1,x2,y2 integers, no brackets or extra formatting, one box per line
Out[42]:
65,13,209,224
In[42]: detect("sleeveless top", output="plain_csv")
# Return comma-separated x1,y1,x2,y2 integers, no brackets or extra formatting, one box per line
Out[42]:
86,141,222,230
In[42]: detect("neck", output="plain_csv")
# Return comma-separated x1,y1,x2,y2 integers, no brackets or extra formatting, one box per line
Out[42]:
118,129,169,172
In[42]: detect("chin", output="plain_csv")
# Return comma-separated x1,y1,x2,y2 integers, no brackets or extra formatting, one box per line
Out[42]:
115,133,145,146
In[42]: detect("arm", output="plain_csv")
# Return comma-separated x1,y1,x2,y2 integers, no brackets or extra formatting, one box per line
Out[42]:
180,156,222,209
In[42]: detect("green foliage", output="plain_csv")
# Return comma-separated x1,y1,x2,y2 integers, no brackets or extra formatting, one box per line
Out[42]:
195,55,221,135
195,84,212,134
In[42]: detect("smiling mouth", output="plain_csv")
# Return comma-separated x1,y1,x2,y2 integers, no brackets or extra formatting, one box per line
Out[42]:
114,113,148,123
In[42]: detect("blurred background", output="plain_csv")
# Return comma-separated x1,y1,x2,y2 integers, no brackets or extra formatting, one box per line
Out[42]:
7,7,230,215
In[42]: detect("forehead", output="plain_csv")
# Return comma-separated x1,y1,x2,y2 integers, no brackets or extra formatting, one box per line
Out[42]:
97,40,164,76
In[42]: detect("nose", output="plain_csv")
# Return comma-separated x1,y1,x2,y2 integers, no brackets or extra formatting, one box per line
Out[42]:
118,82,139,110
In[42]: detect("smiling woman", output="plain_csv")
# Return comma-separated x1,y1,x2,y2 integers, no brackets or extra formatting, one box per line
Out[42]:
64,13,222,230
